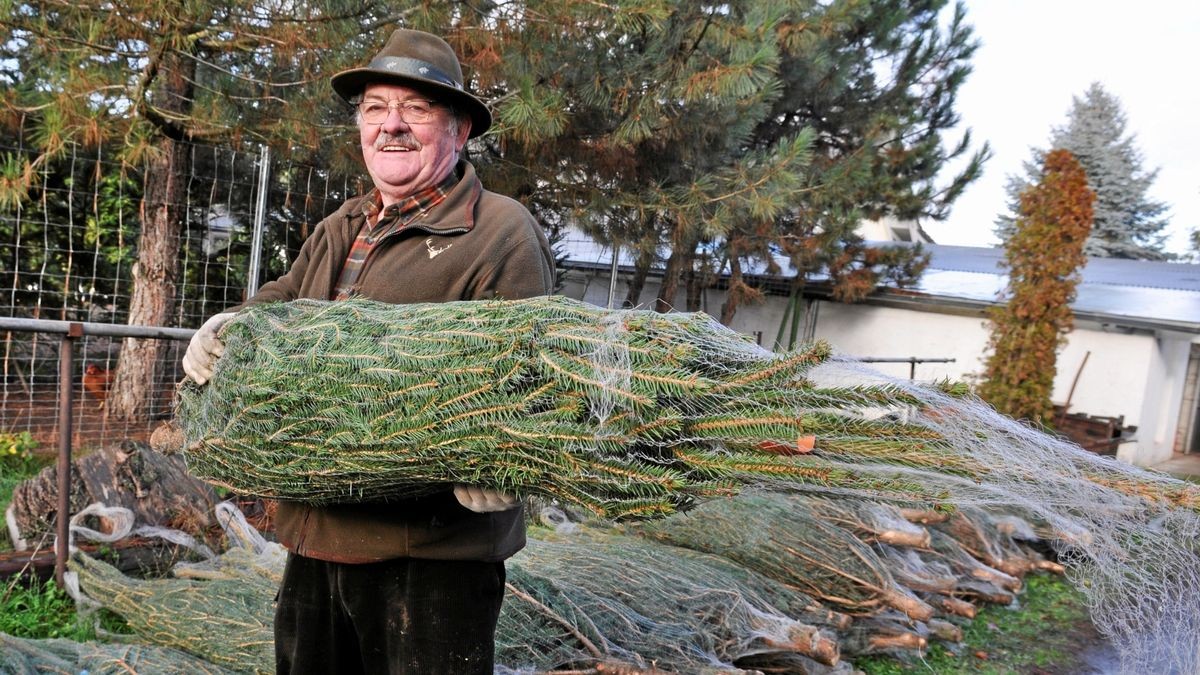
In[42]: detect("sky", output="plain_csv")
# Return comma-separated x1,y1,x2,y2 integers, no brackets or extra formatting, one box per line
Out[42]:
922,0,1200,255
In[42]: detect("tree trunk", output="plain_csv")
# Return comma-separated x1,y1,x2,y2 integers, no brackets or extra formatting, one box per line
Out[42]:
656,218,699,314
107,55,194,422
622,246,655,309
720,253,745,326
655,247,683,313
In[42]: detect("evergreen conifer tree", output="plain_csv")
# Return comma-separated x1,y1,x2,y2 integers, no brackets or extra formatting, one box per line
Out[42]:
980,149,1095,425
996,83,1169,260
0,0,392,419
447,1,988,327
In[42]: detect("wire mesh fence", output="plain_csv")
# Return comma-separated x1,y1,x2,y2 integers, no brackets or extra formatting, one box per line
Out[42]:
0,330,182,450
0,138,363,451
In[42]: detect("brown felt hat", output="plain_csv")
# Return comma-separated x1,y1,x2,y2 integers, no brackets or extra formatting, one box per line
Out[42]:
330,28,491,138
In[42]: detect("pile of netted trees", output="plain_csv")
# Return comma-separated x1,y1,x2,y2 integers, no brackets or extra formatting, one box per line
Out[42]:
4,296,1199,673
1,493,1069,674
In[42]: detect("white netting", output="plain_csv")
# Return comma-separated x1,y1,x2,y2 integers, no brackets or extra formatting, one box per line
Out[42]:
160,297,1200,673
812,357,1200,674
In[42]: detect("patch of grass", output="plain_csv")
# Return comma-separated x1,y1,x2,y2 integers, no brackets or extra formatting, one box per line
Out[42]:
2,435,134,641
0,576,128,640
857,573,1104,674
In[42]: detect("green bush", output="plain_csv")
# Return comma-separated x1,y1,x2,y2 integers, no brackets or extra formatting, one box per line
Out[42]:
0,430,38,474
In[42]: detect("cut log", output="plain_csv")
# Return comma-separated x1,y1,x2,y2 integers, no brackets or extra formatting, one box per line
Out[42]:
0,538,199,582
6,440,217,550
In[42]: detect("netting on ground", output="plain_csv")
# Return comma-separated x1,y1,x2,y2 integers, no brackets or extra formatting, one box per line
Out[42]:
502,523,841,672
69,552,276,673
64,508,847,674
16,486,1109,674
54,502,283,674
804,498,932,548
812,358,1200,674
0,633,239,675
632,492,934,622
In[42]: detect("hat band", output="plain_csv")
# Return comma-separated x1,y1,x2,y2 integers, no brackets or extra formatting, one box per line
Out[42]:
366,56,464,91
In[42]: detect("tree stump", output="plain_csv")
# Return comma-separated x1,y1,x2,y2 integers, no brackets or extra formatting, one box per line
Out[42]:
5,440,216,550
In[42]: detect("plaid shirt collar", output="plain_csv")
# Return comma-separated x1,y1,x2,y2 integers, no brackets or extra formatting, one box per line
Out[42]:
358,171,459,233
332,171,460,300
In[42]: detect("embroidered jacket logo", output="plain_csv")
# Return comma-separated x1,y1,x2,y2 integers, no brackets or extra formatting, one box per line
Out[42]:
425,238,452,259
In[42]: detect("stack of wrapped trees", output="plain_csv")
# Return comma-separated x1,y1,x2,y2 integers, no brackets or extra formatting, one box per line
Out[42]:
143,296,1200,674
45,494,1072,674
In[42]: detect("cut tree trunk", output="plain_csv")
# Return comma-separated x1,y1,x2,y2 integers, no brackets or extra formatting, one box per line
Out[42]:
107,52,195,422
6,440,216,551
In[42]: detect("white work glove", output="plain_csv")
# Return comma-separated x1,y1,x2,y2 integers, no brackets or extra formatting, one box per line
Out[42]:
182,312,237,385
453,485,520,513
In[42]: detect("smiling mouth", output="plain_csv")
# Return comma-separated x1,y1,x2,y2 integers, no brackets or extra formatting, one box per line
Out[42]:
376,133,420,152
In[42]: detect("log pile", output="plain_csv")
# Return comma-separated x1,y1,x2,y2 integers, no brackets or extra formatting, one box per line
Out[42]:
5,440,217,552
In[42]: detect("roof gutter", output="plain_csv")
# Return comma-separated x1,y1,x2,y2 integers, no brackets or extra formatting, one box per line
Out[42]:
801,286,1200,335
558,259,1200,335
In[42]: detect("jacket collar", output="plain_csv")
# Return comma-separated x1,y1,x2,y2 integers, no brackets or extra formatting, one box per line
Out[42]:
344,160,482,237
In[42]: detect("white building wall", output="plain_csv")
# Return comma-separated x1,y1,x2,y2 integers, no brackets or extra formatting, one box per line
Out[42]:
1053,330,1154,427
1121,334,1193,466
813,304,1172,464
559,268,1180,467
810,302,991,382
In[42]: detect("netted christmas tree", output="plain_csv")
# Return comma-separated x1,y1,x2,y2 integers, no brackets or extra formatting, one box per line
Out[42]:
168,296,964,519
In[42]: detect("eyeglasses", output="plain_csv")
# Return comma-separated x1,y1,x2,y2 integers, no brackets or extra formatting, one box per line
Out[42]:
357,99,440,125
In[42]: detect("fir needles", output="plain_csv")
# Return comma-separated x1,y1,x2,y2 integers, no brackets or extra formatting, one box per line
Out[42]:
172,296,953,519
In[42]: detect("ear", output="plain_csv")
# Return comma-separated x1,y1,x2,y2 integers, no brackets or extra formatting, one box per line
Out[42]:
455,115,472,151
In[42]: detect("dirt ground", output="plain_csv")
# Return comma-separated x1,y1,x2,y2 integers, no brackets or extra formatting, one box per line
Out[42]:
2,388,167,452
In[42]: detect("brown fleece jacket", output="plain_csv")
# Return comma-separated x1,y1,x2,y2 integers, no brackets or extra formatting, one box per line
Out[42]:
236,160,554,563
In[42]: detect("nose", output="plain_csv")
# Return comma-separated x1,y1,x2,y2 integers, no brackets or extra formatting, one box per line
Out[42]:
380,106,411,134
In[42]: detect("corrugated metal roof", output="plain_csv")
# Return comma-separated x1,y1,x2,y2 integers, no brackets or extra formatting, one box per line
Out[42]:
915,245,1200,331
923,244,1200,292
558,233,1200,333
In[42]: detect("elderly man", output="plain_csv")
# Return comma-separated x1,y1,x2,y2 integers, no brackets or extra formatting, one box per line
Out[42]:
182,28,555,674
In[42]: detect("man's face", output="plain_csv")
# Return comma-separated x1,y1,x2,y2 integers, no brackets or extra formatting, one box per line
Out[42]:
358,82,471,206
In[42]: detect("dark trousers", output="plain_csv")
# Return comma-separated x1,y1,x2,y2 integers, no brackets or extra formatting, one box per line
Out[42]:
274,553,506,675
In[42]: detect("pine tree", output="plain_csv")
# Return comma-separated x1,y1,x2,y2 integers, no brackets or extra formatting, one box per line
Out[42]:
979,149,1095,425
444,0,987,327
996,83,1169,260
444,1,813,316
0,1,391,419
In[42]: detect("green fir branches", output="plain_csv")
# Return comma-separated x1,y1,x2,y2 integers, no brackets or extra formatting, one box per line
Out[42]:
173,296,954,519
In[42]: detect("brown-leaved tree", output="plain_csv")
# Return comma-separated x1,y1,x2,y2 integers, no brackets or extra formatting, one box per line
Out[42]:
979,149,1095,425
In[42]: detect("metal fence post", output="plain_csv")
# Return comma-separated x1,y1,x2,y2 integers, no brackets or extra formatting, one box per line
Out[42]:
55,322,82,587
609,242,619,309
247,145,271,298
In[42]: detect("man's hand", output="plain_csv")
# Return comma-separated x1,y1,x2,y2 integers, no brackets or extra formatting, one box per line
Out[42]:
453,485,519,513
182,312,237,385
